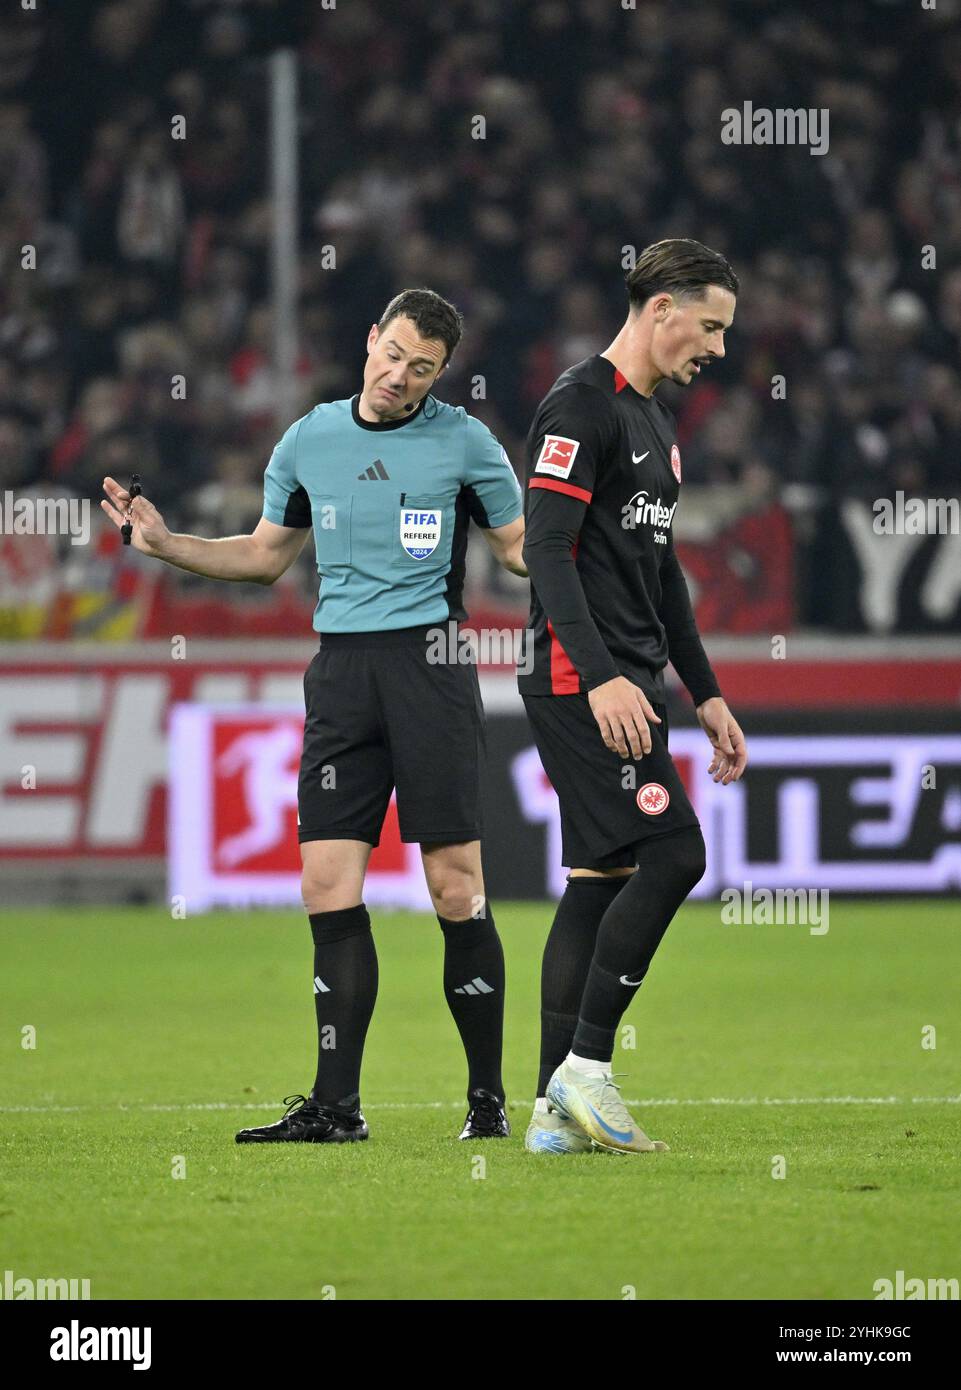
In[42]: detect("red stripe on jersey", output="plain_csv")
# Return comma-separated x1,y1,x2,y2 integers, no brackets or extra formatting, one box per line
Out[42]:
614,368,629,393
547,537,581,694
528,477,593,504
547,620,580,694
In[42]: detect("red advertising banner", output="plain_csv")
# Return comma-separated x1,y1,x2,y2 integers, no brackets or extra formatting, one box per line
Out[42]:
1,643,959,869
168,705,431,910
0,647,313,858
167,705,961,910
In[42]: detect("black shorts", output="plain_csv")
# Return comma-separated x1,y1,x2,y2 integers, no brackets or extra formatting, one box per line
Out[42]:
298,626,485,847
521,692,700,870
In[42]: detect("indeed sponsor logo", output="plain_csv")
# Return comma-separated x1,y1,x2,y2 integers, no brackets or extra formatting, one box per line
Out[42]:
622,491,677,537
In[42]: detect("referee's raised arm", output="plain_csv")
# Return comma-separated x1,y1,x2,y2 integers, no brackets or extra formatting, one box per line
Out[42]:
100,475,311,585
101,406,314,583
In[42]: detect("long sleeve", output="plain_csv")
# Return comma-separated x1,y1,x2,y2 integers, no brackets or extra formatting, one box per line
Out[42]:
522,382,619,690
659,537,721,706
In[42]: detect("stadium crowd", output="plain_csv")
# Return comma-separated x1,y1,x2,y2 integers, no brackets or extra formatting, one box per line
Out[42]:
0,0,958,631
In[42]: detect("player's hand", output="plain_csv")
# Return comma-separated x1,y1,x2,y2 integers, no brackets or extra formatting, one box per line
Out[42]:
588,676,662,759
100,476,170,557
697,697,747,784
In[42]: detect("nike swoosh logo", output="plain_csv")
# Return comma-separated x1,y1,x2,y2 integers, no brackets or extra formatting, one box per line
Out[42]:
585,1101,634,1144
632,451,649,464
620,974,644,987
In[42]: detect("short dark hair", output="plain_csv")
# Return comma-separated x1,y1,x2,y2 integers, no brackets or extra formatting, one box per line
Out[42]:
625,238,739,312
377,287,463,367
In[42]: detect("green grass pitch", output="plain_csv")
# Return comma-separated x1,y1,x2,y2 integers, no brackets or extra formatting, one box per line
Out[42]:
1,901,957,1301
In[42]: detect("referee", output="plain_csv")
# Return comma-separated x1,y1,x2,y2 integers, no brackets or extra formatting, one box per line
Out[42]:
101,288,525,1145
518,241,749,1155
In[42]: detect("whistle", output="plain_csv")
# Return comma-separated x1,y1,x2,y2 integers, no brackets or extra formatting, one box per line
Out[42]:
121,475,142,546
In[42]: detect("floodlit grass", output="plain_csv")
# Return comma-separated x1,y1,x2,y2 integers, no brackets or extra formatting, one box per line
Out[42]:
1,902,957,1300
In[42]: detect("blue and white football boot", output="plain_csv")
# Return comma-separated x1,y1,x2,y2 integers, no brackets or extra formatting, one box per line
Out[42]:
546,1061,670,1154
524,1103,594,1154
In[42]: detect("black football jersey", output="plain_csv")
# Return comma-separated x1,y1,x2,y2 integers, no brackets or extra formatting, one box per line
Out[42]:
519,354,721,706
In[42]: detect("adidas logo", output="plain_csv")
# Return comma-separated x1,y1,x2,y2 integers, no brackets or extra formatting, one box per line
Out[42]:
313,976,330,994
357,459,389,481
454,977,494,995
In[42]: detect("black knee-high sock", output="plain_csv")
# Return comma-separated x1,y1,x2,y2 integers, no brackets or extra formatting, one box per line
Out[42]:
308,903,378,1110
438,902,505,1100
572,827,707,1062
538,875,629,1096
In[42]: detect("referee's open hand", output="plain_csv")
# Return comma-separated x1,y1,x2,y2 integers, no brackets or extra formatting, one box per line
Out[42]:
588,676,662,759
101,476,170,558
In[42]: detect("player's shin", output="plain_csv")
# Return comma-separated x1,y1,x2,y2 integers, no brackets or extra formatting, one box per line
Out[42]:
537,874,629,1097
571,826,706,1061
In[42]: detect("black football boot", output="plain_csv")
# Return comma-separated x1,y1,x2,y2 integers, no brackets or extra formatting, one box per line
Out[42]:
458,1088,510,1139
236,1093,368,1144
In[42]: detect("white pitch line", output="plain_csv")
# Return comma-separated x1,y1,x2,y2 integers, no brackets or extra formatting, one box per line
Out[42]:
1,1095,958,1115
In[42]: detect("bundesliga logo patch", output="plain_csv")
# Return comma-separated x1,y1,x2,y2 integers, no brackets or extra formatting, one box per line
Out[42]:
671,443,682,483
534,435,580,479
637,782,670,815
400,506,442,559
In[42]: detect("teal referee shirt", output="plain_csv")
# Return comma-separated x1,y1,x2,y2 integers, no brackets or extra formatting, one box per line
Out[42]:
262,393,523,633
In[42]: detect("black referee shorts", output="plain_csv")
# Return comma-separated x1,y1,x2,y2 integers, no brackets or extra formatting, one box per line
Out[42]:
298,625,485,847
521,692,700,870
